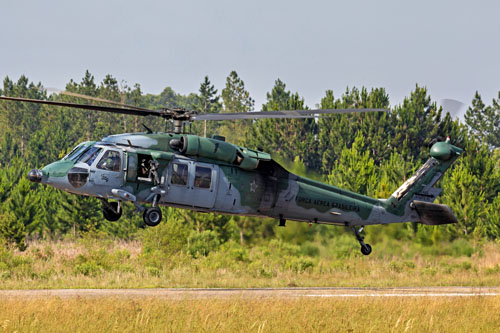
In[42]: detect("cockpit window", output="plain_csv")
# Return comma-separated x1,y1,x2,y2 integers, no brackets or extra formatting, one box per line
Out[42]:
97,150,121,172
77,147,102,166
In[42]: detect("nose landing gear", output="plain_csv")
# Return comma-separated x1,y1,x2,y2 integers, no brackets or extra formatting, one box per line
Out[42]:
351,226,372,255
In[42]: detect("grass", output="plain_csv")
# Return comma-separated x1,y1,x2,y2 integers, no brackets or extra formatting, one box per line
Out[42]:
0,237,499,289
1,237,499,331
0,297,499,332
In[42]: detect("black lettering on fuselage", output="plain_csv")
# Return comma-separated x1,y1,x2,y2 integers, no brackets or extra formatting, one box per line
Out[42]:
296,196,360,212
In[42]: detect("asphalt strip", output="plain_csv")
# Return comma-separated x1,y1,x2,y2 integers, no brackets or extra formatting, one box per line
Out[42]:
0,287,499,299
302,293,500,297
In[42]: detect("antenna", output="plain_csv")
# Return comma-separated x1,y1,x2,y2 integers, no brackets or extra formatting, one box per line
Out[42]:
142,124,153,133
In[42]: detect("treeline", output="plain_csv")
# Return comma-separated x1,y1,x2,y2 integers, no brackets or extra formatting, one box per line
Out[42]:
0,71,499,250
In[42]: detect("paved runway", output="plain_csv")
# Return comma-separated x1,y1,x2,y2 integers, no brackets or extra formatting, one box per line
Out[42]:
0,287,499,299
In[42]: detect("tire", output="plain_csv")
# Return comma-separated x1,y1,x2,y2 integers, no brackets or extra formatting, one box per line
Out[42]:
143,207,162,227
361,243,372,256
102,202,122,222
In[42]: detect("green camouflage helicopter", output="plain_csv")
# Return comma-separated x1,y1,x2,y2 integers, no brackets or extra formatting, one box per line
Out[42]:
0,93,462,255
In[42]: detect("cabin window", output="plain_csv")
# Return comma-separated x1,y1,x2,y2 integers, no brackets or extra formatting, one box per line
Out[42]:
171,163,188,186
194,166,211,189
97,150,121,172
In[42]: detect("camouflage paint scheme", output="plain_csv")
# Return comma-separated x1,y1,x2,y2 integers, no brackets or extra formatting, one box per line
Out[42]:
36,132,463,228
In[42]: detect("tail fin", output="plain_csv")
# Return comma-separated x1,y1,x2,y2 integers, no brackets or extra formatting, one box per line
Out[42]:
383,139,463,223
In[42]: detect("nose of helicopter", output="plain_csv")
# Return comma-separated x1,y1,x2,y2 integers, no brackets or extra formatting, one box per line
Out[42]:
28,169,43,183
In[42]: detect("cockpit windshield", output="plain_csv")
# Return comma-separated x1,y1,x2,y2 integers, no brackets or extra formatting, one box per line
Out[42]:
77,147,102,166
64,144,89,161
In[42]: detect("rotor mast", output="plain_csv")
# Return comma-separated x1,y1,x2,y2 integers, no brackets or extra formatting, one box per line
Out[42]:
161,107,194,134
173,119,183,134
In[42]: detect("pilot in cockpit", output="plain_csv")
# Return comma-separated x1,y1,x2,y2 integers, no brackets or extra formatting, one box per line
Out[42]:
99,151,121,172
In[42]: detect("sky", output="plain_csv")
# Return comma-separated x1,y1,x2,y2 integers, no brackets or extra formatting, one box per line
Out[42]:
1,0,499,114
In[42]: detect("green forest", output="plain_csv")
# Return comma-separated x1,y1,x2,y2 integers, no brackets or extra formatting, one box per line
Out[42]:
0,70,499,254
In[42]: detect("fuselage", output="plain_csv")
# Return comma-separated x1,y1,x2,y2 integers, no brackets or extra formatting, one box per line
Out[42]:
31,132,403,227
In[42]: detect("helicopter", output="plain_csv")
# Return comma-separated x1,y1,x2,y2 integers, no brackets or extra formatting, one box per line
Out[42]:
0,93,462,255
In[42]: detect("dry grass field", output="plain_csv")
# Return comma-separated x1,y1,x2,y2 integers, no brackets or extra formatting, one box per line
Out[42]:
1,239,500,331
0,297,499,332
1,238,500,289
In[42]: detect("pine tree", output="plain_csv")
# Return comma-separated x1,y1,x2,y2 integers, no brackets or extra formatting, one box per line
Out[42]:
196,76,221,137
440,163,487,237
7,177,40,235
375,152,416,198
327,132,378,195
391,85,442,161
221,71,254,113
0,76,45,157
487,92,500,148
317,87,391,174
220,71,254,144
128,83,144,132
245,79,318,169
0,211,27,251
482,194,500,239
65,70,99,141
465,91,500,148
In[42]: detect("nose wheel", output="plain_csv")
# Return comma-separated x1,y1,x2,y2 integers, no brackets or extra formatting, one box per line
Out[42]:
351,226,372,255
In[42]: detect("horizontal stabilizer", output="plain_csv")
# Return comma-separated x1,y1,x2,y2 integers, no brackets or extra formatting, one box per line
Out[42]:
413,200,458,225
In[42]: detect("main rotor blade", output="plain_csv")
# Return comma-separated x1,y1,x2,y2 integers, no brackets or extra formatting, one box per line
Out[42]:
193,108,388,121
0,96,162,117
50,89,152,112
440,99,466,119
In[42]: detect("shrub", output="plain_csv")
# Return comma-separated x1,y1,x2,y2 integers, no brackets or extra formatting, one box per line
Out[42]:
300,242,320,257
145,266,161,277
268,239,301,257
485,265,500,274
111,249,131,264
389,261,403,273
328,234,358,259
73,261,102,276
0,262,8,271
450,239,475,257
226,243,249,262
187,230,220,258
141,217,190,256
286,257,315,273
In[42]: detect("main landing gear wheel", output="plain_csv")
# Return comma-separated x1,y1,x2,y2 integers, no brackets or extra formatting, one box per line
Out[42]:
102,202,122,222
361,243,372,256
143,207,162,227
